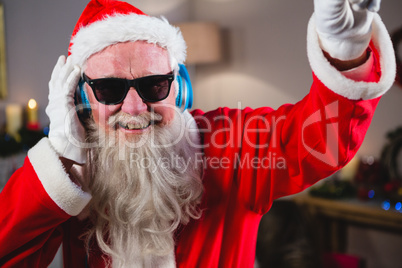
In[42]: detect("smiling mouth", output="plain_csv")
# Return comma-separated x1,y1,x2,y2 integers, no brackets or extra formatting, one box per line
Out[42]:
118,121,152,130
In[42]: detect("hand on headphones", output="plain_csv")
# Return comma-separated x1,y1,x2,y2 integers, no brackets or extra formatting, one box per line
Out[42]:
46,55,86,165
314,0,381,61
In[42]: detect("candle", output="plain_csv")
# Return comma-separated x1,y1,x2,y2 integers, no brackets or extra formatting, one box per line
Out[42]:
339,156,360,181
6,104,22,139
26,98,39,130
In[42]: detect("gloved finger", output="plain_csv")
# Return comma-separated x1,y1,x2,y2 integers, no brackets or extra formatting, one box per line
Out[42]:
351,0,370,11
315,0,348,14
58,56,75,87
367,0,380,12
50,55,66,87
351,0,380,12
65,65,81,98
349,0,363,4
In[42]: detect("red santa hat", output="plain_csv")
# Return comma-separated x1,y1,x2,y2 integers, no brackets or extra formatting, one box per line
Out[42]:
68,0,186,70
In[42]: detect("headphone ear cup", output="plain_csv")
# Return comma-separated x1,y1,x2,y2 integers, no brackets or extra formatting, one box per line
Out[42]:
175,75,183,108
75,80,92,123
176,64,193,111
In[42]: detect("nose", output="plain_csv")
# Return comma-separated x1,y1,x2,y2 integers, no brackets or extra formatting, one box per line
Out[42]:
120,87,148,115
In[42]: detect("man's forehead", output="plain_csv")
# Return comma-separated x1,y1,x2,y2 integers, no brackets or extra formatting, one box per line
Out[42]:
92,41,167,58
85,41,171,77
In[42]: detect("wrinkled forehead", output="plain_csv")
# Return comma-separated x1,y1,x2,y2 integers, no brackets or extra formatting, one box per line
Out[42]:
84,41,172,77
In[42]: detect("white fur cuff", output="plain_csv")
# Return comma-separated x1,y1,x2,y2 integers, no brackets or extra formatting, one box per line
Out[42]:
307,13,396,100
28,138,92,216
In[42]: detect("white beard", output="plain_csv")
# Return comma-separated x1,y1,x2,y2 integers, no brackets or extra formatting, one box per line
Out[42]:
84,110,204,268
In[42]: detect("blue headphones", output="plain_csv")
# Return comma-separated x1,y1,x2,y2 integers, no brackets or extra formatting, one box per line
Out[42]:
75,64,193,122
176,64,193,111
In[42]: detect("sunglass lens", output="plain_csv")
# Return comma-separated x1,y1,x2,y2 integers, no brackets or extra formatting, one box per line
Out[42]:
138,76,171,102
92,79,126,104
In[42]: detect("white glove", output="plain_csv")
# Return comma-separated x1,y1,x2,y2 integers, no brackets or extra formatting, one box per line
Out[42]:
314,0,381,61
46,55,86,164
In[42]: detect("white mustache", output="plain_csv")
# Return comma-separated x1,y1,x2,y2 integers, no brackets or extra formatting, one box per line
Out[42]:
108,111,163,129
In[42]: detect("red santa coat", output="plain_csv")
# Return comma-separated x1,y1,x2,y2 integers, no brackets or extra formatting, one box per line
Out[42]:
0,15,396,267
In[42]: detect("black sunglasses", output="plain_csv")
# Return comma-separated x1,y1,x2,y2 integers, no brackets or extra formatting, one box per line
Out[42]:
82,73,174,105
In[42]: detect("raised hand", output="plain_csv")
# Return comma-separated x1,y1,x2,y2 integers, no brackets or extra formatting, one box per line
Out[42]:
46,56,86,164
314,0,381,60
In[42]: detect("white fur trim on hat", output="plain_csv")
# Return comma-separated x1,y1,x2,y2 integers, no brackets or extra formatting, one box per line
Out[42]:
28,138,92,216
70,13,187,69
307,13,396,100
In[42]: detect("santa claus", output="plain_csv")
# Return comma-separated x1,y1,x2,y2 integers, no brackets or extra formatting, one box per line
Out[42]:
0,0,396,267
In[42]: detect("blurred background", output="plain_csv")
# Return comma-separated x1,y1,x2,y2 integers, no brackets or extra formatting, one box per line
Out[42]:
0,0,401,267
